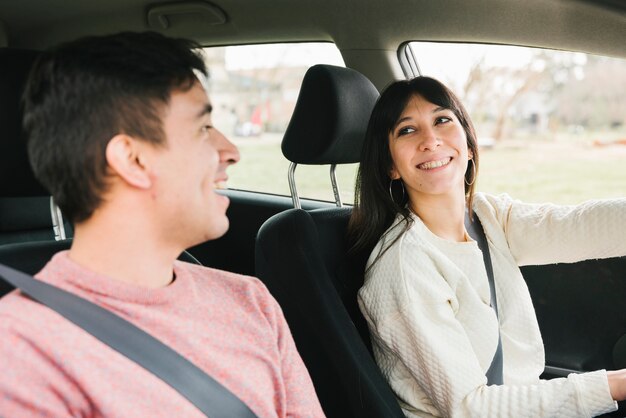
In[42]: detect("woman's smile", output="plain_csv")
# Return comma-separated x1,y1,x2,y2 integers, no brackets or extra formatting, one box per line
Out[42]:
416,156,452,170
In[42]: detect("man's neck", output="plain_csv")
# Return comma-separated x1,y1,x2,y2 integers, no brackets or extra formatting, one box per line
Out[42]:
69,211,181,289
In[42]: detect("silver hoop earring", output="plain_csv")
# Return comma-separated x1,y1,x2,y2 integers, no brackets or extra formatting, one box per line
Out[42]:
465,158,476,186
389,179,405,203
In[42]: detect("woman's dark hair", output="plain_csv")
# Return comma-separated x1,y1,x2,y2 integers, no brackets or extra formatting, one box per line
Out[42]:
348,76,480,260
23,31,207,223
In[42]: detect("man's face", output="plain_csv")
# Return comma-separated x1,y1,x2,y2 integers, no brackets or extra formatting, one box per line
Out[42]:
148,81,240,248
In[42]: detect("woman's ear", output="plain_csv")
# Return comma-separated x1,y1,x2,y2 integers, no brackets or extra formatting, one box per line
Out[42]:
389,166,401,180
105,135,152,189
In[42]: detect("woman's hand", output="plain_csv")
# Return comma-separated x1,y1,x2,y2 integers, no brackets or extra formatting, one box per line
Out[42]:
607,370,626,401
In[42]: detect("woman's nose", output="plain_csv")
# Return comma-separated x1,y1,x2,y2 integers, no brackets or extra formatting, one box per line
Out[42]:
417,128,441,152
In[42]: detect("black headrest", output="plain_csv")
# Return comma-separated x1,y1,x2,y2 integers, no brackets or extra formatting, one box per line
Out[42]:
281,64,379,165
0,48,49,197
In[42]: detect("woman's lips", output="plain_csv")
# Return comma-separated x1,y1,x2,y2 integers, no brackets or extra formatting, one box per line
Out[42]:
416,157,452,170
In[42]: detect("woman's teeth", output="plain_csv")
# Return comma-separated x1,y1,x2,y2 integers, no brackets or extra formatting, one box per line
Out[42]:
215,181,227,190
417,157,451,170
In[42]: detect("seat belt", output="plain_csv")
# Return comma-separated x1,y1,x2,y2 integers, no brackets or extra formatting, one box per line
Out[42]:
465,213,504,386
0,263,258,418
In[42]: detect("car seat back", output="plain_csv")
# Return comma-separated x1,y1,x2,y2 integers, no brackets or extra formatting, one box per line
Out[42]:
255,64,404,418
0,48,72,245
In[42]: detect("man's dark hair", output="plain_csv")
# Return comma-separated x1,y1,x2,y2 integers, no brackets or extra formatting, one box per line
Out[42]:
23,31,207,223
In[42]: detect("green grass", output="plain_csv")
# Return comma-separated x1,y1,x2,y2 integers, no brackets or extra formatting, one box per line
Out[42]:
477,142,626,204
228,135,626,205
228,135,359,203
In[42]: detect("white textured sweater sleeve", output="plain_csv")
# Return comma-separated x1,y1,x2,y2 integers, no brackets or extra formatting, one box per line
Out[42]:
359,222,617,418
476,194,626,266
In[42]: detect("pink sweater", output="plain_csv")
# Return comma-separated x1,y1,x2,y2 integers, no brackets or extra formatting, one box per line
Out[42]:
0,251,325,417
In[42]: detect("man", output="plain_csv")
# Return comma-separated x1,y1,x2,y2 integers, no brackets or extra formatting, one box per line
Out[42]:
0,32,325,417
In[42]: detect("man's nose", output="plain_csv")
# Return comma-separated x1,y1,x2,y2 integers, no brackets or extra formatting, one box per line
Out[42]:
216,129,240,165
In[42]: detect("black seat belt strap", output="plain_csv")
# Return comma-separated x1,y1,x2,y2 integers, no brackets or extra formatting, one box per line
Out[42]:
0,263,258,418
465,213,504,386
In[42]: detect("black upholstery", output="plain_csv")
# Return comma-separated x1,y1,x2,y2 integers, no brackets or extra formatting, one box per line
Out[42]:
0,48,73,243
282,64,380,165
0,48,46,197
256,208,403,417
255,65,404,417
0,239,201,297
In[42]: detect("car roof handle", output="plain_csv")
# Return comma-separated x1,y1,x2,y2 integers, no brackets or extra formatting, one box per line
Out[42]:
146,1,227,30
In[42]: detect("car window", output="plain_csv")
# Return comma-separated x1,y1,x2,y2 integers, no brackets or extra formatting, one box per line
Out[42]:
203,43,357,204
403,42,626,204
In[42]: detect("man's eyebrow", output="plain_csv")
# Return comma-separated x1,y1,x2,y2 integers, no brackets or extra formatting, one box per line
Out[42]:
196,103,213,118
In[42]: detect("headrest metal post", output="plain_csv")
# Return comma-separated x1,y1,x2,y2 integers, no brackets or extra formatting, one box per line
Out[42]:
329,164,343,208
49,197,67,241
287,162,301,209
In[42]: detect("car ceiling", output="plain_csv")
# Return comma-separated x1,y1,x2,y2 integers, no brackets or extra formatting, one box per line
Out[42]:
0,0,624,57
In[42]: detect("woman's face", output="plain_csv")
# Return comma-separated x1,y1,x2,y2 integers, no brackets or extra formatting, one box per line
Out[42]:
388,94,471,205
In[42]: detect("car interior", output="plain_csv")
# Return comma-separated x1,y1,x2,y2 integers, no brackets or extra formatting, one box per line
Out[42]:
0,0,625,417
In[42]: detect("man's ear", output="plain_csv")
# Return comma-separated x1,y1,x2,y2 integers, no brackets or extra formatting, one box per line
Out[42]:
105,135,152,189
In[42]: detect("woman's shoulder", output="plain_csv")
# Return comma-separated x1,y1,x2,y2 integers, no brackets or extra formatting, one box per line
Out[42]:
472,192,528,230
361,215,444,297
473,191,519,213
367,213,432,263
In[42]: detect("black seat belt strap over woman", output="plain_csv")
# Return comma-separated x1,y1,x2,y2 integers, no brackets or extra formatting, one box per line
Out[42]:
465,213,504,386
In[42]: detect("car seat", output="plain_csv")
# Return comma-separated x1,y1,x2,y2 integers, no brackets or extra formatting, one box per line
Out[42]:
0,48,73,245
255,64,404,418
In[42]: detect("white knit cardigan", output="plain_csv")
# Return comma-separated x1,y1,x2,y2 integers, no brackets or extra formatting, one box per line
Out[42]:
359,193,626,418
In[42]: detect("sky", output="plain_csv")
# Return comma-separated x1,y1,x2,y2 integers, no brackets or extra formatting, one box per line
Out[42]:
224,43,344,71
221,41,589,93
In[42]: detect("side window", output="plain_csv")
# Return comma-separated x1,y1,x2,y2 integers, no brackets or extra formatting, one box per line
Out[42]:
203,43,357,203
403,42,626,204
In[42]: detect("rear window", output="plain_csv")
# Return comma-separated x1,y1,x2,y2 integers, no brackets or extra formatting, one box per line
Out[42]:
203,43,356,203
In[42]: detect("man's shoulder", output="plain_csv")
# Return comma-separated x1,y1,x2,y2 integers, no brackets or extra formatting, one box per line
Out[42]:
177,260,260,285
0,289,73,342
176,261,274,304
0,289,43,317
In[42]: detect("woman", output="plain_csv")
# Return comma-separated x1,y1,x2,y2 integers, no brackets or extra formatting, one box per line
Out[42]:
348,76,626,417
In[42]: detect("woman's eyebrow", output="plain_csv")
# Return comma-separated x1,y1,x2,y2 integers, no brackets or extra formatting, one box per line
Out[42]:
395,116,412,127
393,106,450,129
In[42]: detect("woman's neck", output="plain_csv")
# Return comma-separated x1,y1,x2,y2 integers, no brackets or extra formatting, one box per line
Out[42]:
410,192,468,242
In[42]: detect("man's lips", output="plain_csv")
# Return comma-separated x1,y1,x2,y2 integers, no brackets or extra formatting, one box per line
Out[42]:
416,157,452,170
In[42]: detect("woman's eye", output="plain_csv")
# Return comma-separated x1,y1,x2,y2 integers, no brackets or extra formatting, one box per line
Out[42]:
201,125,212,134
435,116,452,125
397,126,415,136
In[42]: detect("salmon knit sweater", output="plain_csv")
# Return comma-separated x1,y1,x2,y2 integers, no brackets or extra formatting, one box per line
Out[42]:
0,252,325,418
359,193,625,418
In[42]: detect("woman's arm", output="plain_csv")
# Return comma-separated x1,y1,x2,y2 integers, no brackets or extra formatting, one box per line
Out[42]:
476,194,626,266
360,246,618,417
